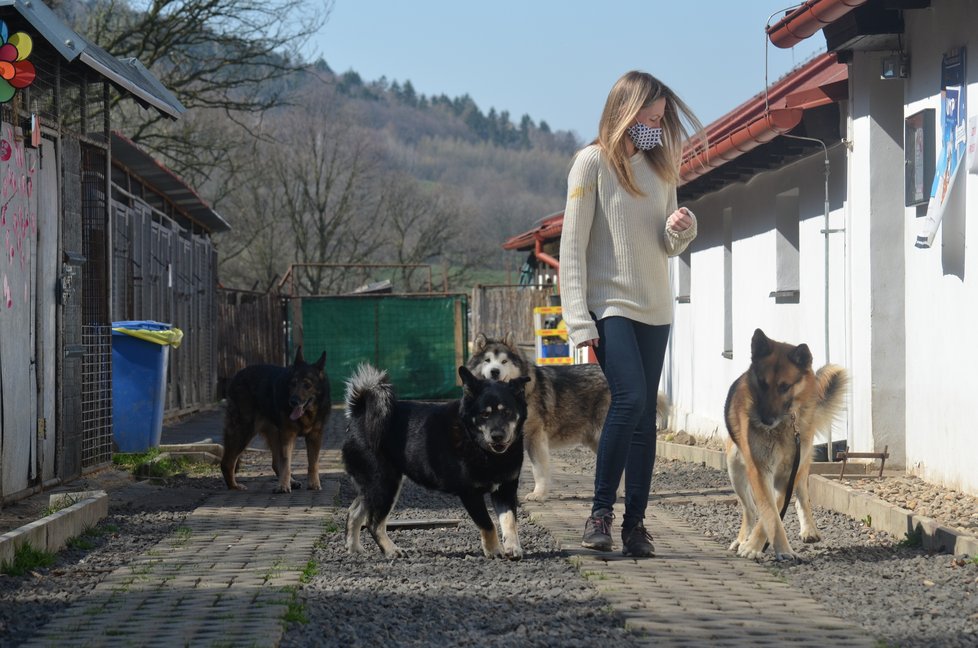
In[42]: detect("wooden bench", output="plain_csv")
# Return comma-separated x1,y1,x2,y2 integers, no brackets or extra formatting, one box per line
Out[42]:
835,445,889,479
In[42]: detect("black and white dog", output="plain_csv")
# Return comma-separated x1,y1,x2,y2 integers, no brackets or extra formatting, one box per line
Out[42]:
342,363,530,560
466,334,670,501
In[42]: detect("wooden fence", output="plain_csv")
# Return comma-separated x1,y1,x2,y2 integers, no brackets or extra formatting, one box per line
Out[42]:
469,284,556,351
216,289,287,399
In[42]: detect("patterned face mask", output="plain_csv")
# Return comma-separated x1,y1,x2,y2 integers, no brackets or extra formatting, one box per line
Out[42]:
626,123,663,150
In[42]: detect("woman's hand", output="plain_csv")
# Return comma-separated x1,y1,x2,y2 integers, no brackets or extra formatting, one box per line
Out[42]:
667,207,694,232
577,338,599,349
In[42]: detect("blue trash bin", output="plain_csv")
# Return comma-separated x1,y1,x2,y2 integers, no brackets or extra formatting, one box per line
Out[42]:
111,320,181,453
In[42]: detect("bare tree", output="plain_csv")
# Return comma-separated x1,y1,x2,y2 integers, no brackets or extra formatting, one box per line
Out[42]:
59,0,330,178
379,175,485,292
253,87,389,295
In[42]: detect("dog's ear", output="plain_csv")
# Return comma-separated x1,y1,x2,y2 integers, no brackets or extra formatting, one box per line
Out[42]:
293,346,305,365
509,375,531,399
313,351,326,371
750,329,771,360
502,331,515,347
474,333,488,350
788,343,813,370
458,365,482,395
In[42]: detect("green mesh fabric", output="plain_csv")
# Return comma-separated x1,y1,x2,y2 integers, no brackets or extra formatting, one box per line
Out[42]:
290,295,467,403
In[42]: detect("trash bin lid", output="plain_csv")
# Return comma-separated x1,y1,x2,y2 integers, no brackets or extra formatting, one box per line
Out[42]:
111,320,173,331
112,321,183,348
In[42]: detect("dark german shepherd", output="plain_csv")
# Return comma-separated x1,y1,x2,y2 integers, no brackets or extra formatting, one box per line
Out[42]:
221,347,330,493
342,363,530,560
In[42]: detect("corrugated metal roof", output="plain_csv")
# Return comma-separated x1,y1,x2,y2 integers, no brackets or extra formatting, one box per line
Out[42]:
0,0,184,118
111,131,229,234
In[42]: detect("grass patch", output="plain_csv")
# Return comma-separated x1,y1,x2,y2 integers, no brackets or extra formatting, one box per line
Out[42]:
898,526,924,549
1,544,56,576
41,493,85,517
66,535,96,551
299,560,317,584
67,524,113,551
113,448,216,480
172,526,193,546
861,514,872,527
322,518,340,534
282,586,308,625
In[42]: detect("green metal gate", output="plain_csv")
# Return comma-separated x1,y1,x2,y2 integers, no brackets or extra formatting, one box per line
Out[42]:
289,294,468,403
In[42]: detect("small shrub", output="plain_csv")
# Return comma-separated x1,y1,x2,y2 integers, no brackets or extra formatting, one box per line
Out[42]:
299,560,317,584
282,586,308,625
66,534,96,551
861,514,872,527
1,544,56,576
898,526,924,549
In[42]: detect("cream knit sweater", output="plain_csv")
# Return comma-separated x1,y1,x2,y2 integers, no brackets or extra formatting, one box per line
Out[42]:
558,144,697,347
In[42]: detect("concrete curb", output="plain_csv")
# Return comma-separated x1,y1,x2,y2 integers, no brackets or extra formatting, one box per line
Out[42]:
0,491,108,568
657,440,978,557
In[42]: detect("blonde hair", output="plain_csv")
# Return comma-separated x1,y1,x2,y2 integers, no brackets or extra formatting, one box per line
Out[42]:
592,70,705,195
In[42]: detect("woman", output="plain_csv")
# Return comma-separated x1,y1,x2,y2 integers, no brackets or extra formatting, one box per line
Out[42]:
558,70,704,557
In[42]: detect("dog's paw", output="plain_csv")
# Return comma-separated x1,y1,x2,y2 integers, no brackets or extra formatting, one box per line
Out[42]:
381,546,406,559
773,549,801,562
274,483,293,494
346,541,366,555
800,529,821,544
307,478,322,491
728,539,741,552
737,541,767,560
523,490,547,502
290,477,302,490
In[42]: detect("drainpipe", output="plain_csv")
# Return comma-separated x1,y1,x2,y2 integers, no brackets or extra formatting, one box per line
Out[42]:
533,236,560,272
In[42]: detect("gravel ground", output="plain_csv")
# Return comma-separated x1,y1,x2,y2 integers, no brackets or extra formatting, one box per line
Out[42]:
1,441,977,647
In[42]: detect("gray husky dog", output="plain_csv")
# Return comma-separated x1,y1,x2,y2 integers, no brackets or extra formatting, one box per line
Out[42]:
466,334,670,501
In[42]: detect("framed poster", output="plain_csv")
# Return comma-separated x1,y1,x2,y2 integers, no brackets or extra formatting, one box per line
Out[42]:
916,47,967,248
905,108,935,207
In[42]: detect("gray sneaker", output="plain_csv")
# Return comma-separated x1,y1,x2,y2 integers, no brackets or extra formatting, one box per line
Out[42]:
582,508,614,551
621,522,655,557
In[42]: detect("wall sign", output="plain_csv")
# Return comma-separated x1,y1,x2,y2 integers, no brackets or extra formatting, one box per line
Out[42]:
916,47,967,249
905,108,935,207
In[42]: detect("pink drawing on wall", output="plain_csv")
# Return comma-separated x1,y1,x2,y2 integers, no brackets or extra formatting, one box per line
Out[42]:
3,273,10,308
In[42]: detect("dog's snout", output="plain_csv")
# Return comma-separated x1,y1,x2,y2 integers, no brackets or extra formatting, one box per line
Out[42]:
490,368,500,379
490,429,506,442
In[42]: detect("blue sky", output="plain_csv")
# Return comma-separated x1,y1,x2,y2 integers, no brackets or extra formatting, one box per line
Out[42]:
304,1,827,141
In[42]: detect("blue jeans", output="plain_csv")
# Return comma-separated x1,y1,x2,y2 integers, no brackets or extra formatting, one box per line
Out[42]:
591,316,671,530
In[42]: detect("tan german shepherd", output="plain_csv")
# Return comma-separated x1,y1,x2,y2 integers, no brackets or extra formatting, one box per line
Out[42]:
724,329,848,561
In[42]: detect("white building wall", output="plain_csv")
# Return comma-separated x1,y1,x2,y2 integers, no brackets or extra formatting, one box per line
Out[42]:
669,144,849,449
849,51,908,467
665,0,978,496
898,1,978,494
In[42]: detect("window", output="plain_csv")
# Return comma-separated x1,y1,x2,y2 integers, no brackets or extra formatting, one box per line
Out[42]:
772,190,800,304
675,248,691,303
723,208,733,359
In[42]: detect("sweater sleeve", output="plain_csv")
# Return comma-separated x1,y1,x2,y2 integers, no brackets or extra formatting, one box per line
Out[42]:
558,148,601,346
663,188,697,257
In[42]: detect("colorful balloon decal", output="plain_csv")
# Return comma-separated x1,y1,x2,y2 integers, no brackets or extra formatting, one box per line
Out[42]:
0,20,35,103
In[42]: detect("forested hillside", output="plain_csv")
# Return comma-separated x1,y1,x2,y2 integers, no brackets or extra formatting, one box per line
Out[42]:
52,0,581,294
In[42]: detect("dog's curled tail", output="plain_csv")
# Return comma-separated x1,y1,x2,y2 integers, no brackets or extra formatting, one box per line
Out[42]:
811,364,849,433
656,391,672,430
345,363,395,449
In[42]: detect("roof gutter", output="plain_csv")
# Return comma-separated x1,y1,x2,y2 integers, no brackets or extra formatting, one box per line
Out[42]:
766,0,869,49
681,108,803,183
